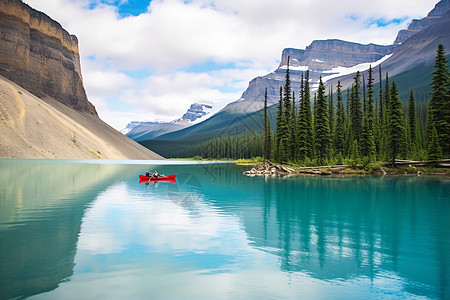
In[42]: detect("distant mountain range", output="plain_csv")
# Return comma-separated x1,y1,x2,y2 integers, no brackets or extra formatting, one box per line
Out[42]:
140,0,450,157
122,103,213,141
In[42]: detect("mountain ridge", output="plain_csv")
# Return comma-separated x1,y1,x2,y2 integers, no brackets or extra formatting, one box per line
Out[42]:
139,0,450,157
0,0,162,159
0,0,96,114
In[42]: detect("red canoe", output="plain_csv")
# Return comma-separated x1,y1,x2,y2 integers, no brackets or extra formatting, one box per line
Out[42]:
139,174,177,181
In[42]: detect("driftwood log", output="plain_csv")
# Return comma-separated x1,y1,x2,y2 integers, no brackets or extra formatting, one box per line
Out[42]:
243,161,339,176
384,159,450,167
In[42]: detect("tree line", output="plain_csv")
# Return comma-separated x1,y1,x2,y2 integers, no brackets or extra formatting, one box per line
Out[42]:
264,44,450,165
169,44,448,162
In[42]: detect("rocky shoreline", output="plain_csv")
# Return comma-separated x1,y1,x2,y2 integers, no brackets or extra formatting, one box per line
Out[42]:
243,160,450,177
243,161,337,176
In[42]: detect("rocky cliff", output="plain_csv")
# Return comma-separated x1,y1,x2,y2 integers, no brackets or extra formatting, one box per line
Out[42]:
228,39,393,112
279,40,394,70
394,0,450,45
0,74,163,159
223,0,450,113
0,0,96,114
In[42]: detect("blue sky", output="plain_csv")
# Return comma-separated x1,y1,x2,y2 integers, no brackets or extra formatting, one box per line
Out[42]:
25,0,438,130
91,0,151,17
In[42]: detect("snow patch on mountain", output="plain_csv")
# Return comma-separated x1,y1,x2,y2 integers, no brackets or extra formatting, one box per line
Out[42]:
322,54,393,83
172,103,213,125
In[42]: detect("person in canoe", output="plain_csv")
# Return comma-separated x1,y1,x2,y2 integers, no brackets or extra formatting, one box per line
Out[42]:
149,171,160,180
145,171,150,177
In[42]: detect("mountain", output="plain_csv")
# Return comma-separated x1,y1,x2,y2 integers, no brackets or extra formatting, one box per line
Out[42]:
173,103,213,125
140,0,450,158
0,0,162,159
0,0,96,114
216,0,450,116
394,0,450,45
122,121,186,141
123,102,213,141
223,40,394,114
326,7,450,93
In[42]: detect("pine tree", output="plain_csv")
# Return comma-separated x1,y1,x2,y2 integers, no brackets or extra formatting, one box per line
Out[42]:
275,86,285,162
427,122,443,160
283,57,292,123
367,66,375,134
360,66,375,159
388,81,405,165
350,71,362,144
376,64,384,159
314,76,331,164
407,89,419,157
282,57,294,161
379,64,384,123
379,72,390,160
291,91,297,160
334,81,345,156
263,88,272,160
428,44,450,156
297,71,313,160
328,86,334,150
384,73,390,119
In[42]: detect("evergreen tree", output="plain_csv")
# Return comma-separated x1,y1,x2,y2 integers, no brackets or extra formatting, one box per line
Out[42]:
375,64,384,159
379,64,384,122
275,87,285,162
283,57,292,123
379,72,390,160
334,81,345,156
428,44,450,156
350,71,362,144
263,88,272,160
297,71,313,160
291,91,297,160
388,81,405,165
328,86,334,149
314,76,331,164
360,66,375,159
367,66,375,133
407,89,419,157
281,57,295,161
427,122,443,160
384,73,390,118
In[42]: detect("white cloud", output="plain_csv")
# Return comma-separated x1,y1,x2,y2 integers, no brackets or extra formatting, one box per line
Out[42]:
24,0,439,130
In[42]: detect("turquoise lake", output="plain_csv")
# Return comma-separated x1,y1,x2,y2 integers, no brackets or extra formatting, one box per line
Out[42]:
0,159,449,300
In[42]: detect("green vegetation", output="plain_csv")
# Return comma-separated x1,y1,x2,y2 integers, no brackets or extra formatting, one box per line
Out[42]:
236,157,264,164
141,46,449,167
266,46,449,167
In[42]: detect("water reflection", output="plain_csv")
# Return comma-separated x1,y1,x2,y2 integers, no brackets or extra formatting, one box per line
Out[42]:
0,159,145,299
0,160,449,299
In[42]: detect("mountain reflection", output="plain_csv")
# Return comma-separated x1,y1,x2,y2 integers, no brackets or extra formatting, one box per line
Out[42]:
0,161,449,300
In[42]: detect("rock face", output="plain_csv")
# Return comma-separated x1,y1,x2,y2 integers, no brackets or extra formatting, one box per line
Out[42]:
0,0,96,114
394,0,450,45
230,39,393,111
224,0,450,114
174,103,213,125
279,40,394,71
0,74,163,159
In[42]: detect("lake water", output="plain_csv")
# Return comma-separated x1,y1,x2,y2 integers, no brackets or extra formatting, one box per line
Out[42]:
0,159,449,300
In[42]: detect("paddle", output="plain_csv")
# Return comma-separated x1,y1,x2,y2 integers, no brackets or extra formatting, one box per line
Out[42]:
148,172,155,182
148,171,154,182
